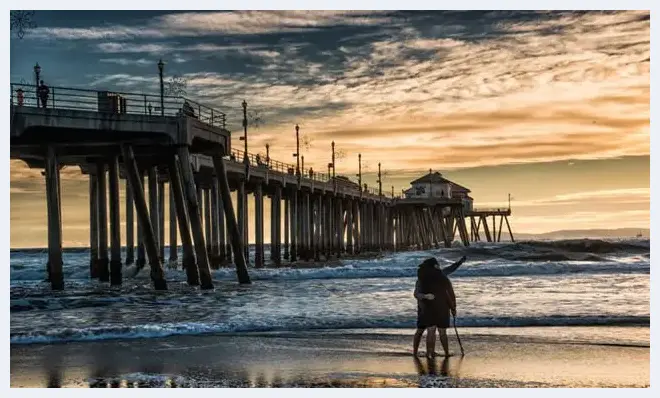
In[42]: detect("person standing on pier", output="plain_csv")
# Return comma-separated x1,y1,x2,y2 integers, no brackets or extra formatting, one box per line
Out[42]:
412,256,464,357
37,80,49,109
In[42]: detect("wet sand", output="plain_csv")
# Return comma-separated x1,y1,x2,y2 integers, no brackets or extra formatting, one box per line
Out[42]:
10,327,649,388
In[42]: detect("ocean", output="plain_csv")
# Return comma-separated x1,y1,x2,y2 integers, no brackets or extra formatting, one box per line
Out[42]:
10,239,650,346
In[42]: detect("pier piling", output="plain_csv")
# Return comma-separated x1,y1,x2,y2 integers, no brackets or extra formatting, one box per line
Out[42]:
45,146,64,290
108,155,122,285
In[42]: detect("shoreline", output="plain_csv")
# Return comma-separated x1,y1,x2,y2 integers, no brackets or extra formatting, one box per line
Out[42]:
10,326,649,388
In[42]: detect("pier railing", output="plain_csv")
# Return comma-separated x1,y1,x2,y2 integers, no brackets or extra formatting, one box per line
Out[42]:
10,82,227,128
228,148,391,197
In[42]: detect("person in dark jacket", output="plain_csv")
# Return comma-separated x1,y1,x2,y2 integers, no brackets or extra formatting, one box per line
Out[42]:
37,80,49,109
413,256,464,357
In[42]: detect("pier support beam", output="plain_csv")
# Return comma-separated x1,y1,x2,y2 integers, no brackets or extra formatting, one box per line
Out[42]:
169,183,178,263
167,155,198,286
89,174,99,278
283,196,289,260
148,168,160,261
121,144,167,290
136,171,146,269
211,178,220,269
97,161,109,282
274,186,282,265
108,155,122,285
45,146,64,290
237,181,248,265
211,154,251,283
125,182,135,265
178,148,214,289
290,191,298,262
255,182,264,268
204,187,212,262
158,181,165,262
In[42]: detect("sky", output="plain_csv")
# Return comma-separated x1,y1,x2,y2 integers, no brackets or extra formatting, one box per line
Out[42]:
9,10,650,248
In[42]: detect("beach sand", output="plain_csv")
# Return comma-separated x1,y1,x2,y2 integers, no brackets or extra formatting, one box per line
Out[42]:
10,326,649,388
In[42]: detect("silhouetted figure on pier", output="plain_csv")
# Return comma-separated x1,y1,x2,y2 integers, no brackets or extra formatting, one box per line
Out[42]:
412,256,464,357
37,80,49,108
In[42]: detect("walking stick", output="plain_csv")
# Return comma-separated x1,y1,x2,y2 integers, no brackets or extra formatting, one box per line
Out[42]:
453,313,464,356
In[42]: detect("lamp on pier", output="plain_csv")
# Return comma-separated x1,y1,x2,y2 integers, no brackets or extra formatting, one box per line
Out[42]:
157,59,165,116
34,62,41,106
293,124,300,177
356,154,362,197
240,100,249,165
377,162,382,197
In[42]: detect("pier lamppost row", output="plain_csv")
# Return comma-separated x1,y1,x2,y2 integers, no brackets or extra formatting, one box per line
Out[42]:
157,59,165,116
33,62,41,107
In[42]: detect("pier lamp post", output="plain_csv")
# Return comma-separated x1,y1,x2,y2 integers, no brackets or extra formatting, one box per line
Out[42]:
392,186,394,198
293,124,301,177
331,141,337,192
157,59,164,116
34,62,41,106
240,100,249,165
356,154,362,197
508,193,511,210
377,162,383,197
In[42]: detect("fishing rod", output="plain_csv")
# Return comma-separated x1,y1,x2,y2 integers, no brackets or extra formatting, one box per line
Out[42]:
453,313,465,356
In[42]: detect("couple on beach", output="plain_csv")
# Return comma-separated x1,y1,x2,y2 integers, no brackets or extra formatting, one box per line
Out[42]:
413,255,466,357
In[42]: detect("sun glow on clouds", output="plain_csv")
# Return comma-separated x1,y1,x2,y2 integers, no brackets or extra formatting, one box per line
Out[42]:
9,10,650,242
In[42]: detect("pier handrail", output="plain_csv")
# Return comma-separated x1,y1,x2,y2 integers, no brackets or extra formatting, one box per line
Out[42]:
10,82,227,129
471,207,510,213
227,148,391,199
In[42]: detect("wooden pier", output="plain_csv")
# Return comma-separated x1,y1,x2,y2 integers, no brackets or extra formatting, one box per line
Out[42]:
10,81,514,291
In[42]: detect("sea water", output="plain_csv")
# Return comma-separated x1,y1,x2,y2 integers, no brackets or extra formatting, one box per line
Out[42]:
9,239,650,345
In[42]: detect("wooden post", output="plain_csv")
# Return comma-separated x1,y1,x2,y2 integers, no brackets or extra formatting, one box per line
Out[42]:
159,181,165,262
211,154,251,283
89,174,99,278
167,155,199,286
108,155,122,285
204,187,212,260
45,146,64,290
237,181,248,265
125,181,135,265
505,216,515,242
97,161,109,282
211,178,220,269
178,148,214,289
274,186,282,265
169,183,178,263
283,196,290,260
136,170,146,269
217,180,226,264
255,183,264,268
498,215,504,242
481,215,492,242
290,191,298,262
148,168,160,261
121,145,167,290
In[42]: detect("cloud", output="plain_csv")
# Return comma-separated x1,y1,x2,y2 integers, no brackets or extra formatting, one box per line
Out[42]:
29,11,394,41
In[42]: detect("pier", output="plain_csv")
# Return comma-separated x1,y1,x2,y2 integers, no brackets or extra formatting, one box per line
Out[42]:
10,79,515,291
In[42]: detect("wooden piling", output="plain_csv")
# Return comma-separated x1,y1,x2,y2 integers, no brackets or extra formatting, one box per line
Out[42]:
211,154,250,284
158,181,165,262
255,182,264,268
108,155,122,285
290,190,298,262
211,178,220,269
136,170,146,269
274,186,282,265
121,144,167,290
125,181,135,265
505,216,515,242
148,168,160,260
204,187,212,259
45,146,64,290
97,161,110,282
167,155,199,286
178,148,214,289
283,196,290,260
89,174,99,278
169,183,178,263
237,181,248,264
